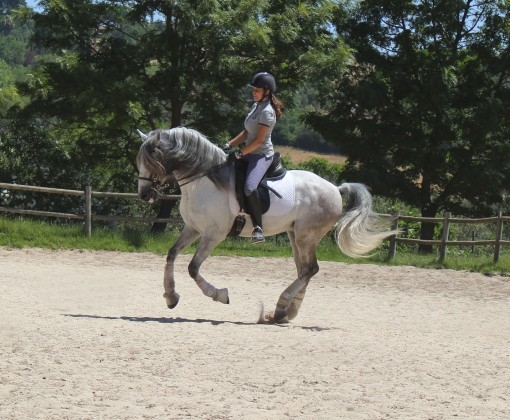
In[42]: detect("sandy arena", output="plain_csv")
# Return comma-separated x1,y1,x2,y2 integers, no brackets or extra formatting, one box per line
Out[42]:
1,247,510,419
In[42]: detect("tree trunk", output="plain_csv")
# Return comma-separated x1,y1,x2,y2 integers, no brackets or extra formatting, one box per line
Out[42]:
418,203,438,254
149,198,178,235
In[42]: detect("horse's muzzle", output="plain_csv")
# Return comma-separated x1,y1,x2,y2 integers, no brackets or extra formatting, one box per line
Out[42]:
139,186,158,203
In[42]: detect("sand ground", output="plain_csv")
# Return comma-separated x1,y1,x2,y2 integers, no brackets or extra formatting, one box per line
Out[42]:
1,247,510,419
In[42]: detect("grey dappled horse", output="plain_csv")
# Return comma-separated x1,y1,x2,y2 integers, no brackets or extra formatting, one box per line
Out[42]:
137,127,397,323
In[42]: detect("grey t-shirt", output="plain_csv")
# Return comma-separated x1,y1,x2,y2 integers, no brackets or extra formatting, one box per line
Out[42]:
244,100,275,157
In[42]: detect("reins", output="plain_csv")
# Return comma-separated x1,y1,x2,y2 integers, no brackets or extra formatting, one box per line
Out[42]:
176,161,231,188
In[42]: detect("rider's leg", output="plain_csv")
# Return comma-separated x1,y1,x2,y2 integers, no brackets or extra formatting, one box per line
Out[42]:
246,190,264,243
244,154,273,244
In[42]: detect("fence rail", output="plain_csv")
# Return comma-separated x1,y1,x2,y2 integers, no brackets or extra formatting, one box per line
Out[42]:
0,182,181,236
1,182,508,262
386,212,510,263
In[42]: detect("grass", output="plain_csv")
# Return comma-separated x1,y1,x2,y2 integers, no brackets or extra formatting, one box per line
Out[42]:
1,216,510,277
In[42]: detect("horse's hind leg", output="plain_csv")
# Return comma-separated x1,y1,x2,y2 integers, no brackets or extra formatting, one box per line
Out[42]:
287,287,307,321
163,224,200,309
268,231,319,323
271,263,317,322
285,231,308,320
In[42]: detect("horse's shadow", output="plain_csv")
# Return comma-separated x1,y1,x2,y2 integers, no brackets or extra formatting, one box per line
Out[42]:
63,313,253,326
62,313,333,331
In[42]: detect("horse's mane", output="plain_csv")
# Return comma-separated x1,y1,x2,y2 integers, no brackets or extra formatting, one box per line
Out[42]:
137,127,230,190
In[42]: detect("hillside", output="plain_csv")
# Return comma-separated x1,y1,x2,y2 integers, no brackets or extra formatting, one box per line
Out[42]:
277,145,347,165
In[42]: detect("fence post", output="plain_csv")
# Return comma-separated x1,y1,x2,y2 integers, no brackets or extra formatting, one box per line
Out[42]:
84,186,92,236
388,213,399,259
494,211,503,263
438,212,450,264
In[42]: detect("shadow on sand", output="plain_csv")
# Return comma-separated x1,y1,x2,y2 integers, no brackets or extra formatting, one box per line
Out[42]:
62,313,334,331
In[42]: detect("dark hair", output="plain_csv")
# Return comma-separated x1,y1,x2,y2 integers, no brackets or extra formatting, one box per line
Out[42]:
270,93,283,119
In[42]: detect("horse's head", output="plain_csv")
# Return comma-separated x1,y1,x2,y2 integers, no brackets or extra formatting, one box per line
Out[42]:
137,127,230,201
136,129,171,203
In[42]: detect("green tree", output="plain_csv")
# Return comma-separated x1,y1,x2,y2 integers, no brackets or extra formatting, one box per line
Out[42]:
0,60,22,114
0,120,83,214
11,0,345,230
305,0,510,250
0,0,33,66
1,0,26,19
296,157,342,184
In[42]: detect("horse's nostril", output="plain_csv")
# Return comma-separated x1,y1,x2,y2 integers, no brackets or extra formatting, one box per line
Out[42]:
138,188,152,202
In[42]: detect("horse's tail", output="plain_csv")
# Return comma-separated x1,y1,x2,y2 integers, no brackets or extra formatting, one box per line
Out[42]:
335,183,399,258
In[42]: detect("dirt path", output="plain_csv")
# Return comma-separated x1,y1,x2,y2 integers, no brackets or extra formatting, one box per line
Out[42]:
1,247,510,419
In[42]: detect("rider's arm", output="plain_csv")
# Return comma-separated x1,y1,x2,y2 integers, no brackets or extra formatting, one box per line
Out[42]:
239,124,269,156
227,130,248,148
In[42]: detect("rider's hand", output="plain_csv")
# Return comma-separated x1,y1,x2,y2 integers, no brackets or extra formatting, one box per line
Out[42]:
227,151,243,163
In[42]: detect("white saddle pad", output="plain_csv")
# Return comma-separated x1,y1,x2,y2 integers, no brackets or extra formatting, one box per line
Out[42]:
229,171,296,217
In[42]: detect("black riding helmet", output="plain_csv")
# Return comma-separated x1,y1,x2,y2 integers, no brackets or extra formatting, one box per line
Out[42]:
249,72,277,92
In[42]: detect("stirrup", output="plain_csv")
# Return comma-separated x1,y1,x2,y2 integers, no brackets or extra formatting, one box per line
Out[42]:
252,226,265,244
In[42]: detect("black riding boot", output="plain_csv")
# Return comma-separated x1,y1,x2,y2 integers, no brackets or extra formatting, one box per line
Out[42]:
246,190,265,244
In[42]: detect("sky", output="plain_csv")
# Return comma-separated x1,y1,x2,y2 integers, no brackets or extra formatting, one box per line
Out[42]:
26,1,40,9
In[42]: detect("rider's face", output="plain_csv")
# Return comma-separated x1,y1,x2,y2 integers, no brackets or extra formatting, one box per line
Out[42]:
251,87,265,102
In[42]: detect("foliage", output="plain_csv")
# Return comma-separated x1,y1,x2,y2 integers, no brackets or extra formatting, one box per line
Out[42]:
273,77,342,154
296,157,343,184
3,0,345,200
0,1,32,115
0,120,86,213
4,0,510,247
304,0,510,246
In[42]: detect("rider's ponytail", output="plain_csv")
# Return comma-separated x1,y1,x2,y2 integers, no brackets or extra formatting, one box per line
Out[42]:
270,93,283,119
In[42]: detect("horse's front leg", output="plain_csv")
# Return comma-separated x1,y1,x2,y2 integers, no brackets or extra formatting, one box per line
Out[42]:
188,235,229,304
163,225,200,309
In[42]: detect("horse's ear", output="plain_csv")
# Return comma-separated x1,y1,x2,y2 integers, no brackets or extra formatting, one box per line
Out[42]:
137,129,148,141
156,130,161,141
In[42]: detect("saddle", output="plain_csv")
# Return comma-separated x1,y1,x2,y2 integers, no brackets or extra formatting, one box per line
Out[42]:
228,152,287,237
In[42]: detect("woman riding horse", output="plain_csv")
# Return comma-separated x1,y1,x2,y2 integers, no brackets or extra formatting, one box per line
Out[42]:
224,72,283,244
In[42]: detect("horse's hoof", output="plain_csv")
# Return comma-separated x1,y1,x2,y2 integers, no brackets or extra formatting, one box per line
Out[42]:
265,310,289,324
163,292,180,309
214,288,229,304
273,308,289,322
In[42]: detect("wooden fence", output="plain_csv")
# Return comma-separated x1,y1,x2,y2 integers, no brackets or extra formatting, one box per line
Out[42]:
0,182,181,236
1,182,509,262
386,212,510,263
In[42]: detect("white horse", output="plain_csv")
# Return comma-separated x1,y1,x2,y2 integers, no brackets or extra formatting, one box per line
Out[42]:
137,127,397,323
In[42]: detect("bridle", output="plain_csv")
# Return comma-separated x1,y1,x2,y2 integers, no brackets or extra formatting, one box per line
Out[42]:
138,175,179,197
138,161,231,197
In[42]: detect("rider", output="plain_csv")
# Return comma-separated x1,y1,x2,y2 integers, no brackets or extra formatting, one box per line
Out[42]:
224,72,283,244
